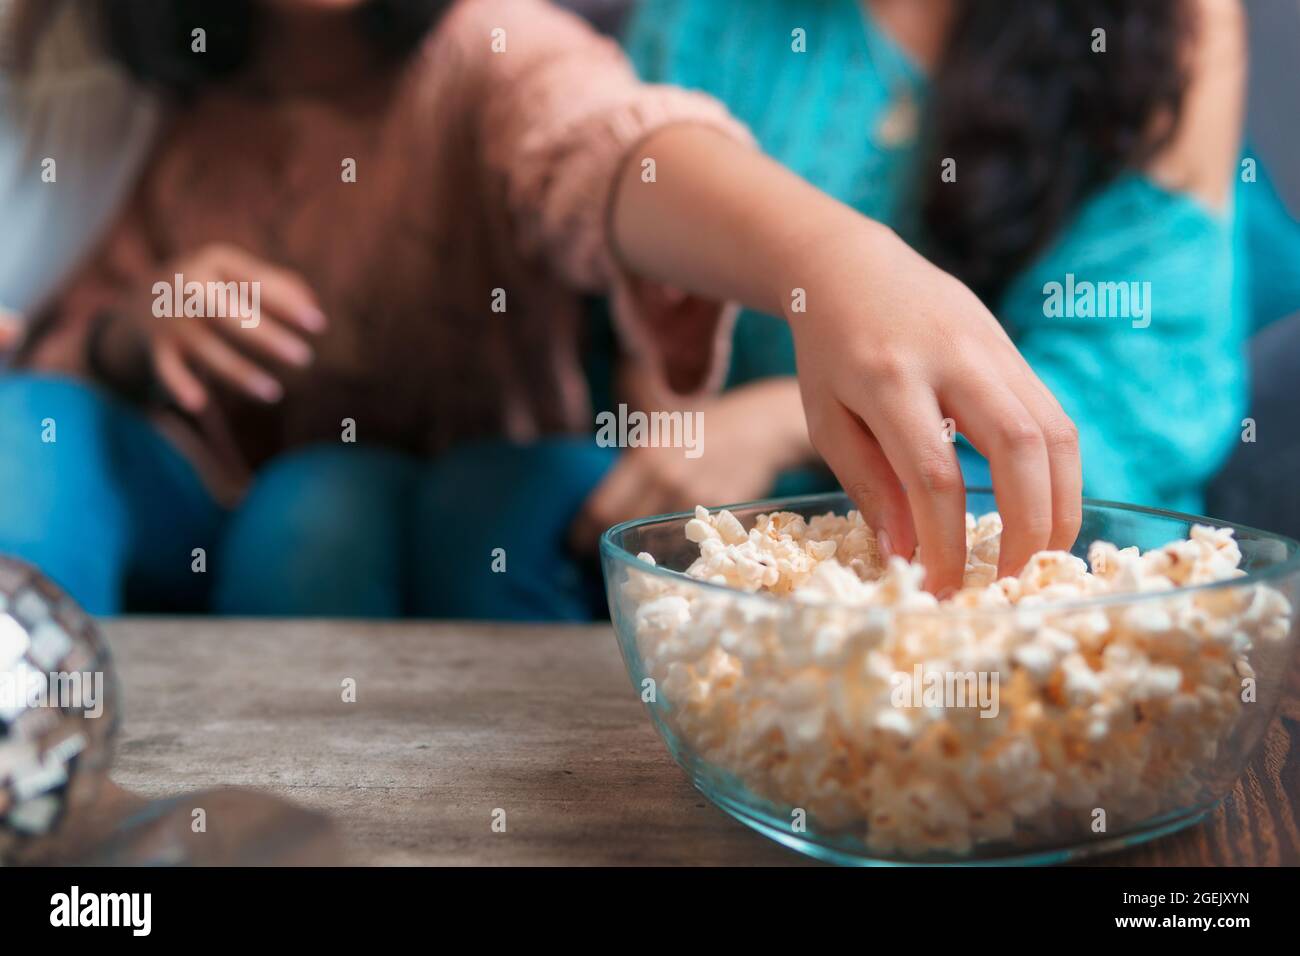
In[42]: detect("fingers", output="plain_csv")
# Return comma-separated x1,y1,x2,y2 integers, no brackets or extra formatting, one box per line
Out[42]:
174,323,283,404
210,246,327,333
856,388,968,594
211,308,314,368
205,248,322,362
1009,376,1083,553
144,244,326,408
942,376,1053,579
152,339,208,412
805,399,914,561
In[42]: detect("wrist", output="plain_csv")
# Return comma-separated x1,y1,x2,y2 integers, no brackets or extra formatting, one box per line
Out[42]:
86,309,154,401
778,213,899,325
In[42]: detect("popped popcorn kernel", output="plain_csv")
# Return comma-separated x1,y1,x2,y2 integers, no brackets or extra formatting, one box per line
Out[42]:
624,507,1294,856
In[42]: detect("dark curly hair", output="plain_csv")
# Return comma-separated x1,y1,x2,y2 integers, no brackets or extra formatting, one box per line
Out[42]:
919,0,1194,304
91,0,451,97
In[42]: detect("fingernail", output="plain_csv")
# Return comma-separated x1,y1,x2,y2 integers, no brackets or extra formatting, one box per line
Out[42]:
300,308,327,332
257,378,283,402
286,339,313,366
877,529,894,560
937,587,956,601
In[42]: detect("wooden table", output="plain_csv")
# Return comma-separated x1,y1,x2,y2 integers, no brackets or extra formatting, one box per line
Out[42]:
104,620,1300,866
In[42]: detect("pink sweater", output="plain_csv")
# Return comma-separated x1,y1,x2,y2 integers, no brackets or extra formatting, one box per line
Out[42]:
26,0,747,500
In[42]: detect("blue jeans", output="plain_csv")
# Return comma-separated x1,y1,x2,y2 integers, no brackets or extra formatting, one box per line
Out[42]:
0,375,616,619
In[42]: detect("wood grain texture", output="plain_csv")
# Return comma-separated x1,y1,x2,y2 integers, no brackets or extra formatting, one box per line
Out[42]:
103,619,1299,866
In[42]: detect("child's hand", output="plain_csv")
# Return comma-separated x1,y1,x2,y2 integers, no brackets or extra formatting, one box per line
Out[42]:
786,224,1082,593
571,379,812,551
610,123,1081,592
107,244,326,412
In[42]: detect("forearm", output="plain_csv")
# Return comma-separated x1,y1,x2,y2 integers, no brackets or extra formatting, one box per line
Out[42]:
608,123,1084,589
609,124,893,320
21,298,152,399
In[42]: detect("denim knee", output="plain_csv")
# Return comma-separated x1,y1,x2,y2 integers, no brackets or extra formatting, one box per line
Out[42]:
214,444,416,617
0,374,131,612
409,438,617,620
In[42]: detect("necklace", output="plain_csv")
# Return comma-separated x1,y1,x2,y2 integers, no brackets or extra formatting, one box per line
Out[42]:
858,1,924,148
876,91,920,148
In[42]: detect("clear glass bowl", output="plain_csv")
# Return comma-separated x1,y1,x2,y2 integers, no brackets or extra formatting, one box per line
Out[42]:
600,491,1300,865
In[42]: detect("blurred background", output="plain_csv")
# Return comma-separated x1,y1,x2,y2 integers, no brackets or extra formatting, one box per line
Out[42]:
1244,0,1300,208
566,0,1300,223
2,0,1299,621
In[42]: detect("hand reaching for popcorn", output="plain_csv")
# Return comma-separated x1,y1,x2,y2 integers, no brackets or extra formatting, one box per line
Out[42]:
785,225,1082,592
610,125,1082,594
88,243,327,413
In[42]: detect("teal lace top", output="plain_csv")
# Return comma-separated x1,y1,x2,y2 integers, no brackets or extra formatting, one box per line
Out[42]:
626,0,1260,513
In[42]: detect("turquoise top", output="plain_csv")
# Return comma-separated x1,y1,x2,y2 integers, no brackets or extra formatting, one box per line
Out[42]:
625,0,1259,513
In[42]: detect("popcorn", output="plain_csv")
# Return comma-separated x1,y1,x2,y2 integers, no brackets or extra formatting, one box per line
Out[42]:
624,508,1294,857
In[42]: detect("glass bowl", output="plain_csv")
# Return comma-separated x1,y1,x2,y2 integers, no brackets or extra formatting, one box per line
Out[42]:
599,491,1300,865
